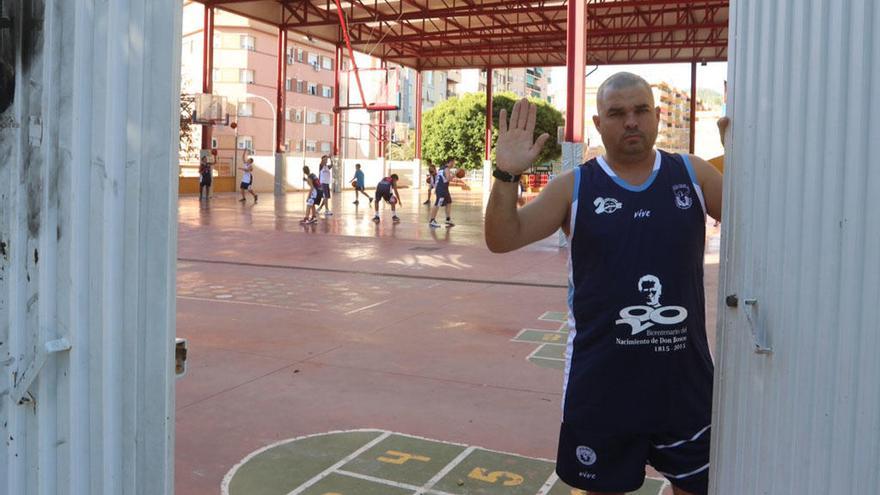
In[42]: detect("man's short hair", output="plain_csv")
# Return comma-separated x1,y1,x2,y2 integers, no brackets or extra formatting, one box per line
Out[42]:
303,166,310,174
390,174,399,181
355,163,361,168
597,72,653,108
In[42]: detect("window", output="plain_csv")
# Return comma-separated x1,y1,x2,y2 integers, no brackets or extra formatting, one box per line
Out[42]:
295,140,303,151
213,34,221,48
285,78,293,91
321,57,333,70
306,111,317,124
212,68,219,83
296,48,304,62
238,102,254,117
296,80,304,93
306,140,317,152
211,137,218,149
285,108,293,121
294,109,303,123
322,86,333,98
240,35,256,51
238,136,253,150
307,53,319,67
240,69,255,84
319,113,331,126
284,140,290,151
320,142,331,153
307,82,318,95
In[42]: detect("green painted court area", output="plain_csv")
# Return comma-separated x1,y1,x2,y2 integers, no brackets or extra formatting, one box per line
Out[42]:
223,430,667,495
512,311,572,370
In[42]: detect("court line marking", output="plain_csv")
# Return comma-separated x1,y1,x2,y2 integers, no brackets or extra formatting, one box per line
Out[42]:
413,446,477,495
536,472,559,495
286,431,393,495
176,295,319,312
179,257,568,289
221,429,385,495
334,469,458,495
345,298,391,315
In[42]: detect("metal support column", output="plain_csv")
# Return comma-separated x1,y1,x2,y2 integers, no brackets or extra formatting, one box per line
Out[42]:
483,67,494,194
689,61,697,154
333,44,342,157
415,69,423,187
561,0,587,246
274,26,287,195
200,6,214,151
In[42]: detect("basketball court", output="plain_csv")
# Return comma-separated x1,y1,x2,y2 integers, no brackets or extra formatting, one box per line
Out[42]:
174,189,721,494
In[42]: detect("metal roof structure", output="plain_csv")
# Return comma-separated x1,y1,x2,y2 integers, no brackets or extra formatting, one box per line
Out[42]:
197,0,729,70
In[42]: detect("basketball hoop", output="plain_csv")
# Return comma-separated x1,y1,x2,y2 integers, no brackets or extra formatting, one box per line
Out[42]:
190,93,233,126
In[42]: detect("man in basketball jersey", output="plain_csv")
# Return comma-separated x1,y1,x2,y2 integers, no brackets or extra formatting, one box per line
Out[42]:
485,72,726,495
372,174,402,223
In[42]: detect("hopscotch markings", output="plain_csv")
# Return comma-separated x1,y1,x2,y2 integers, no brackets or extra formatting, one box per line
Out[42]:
412,446,476,495
468,467,525,486
378,450,432,465
538,311,568,322
332,469,456,495
513,314,570,370
536,472,559,495
287,432,392,495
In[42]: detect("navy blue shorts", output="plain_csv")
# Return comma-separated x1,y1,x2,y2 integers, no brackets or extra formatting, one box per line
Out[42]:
434,189,451,206
556,422,710,495
321,183,331,198
375,184,393,203
240,180,252,190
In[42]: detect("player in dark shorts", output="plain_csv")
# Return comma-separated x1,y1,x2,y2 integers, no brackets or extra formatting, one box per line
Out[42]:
372,174,401,223
429,158,455,228
198,155,212,200
485,74,726,495
300,165,322,224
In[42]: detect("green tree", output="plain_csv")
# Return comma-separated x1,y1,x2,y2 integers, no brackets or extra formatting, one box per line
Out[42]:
422,92,562,170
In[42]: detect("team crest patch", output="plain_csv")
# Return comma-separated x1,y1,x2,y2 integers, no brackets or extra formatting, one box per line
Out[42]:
673,184,693,209
576,446,597,466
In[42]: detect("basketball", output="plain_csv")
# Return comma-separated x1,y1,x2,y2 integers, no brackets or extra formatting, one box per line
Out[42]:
455,168,466,179
426,176,432,184
230,122,237,129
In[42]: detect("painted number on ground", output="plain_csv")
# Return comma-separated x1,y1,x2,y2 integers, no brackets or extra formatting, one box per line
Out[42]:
377,450,431,465
467,467,524,486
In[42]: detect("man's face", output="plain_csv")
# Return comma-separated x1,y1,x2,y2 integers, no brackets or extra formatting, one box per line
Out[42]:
593,84,660,158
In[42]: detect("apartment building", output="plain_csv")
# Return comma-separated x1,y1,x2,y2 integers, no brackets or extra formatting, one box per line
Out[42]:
180,3,339,182
457,67,550,101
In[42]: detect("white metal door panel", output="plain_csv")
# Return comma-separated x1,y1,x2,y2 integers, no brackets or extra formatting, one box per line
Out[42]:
711,0,880,493
0,1,181,494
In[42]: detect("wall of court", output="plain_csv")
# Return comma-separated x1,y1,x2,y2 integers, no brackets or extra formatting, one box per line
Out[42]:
0,0,180,493
711,0,880,492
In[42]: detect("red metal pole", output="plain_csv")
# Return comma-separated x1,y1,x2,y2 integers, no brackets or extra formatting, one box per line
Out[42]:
276,27,287,153
689,61,697,154
564,0,586,143
377,62,385,159
200,6,215,151
333,44,341,156
485,67,493,160
415,70,423,159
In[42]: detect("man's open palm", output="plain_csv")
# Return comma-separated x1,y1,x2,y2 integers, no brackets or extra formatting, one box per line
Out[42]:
495,98,551,174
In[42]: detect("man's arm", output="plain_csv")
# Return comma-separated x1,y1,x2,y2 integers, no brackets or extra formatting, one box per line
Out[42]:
392,186,402,205
485,98,569,253
689,155,723,221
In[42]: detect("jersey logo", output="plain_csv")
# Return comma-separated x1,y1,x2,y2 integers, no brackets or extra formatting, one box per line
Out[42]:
576,446,597,466
673,184,693,209
615,275,688,335
634,209,651,219
594,197,623,214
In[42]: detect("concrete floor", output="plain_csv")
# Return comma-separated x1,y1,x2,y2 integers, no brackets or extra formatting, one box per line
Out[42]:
174,187,722,495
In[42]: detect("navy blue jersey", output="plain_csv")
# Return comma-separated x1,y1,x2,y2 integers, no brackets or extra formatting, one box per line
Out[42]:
435,165,450,192
563,150,713,435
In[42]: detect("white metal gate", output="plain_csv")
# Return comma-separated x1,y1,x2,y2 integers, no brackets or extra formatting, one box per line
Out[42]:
711,0,880,493
0,0,181,493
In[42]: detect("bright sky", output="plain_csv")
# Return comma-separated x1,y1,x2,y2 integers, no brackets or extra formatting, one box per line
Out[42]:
548,62,728,111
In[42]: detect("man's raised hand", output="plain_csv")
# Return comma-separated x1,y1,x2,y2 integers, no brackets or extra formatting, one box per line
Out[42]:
495,98,551,175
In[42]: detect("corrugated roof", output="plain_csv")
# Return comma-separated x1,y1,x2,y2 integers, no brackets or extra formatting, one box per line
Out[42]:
197,0,728,70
